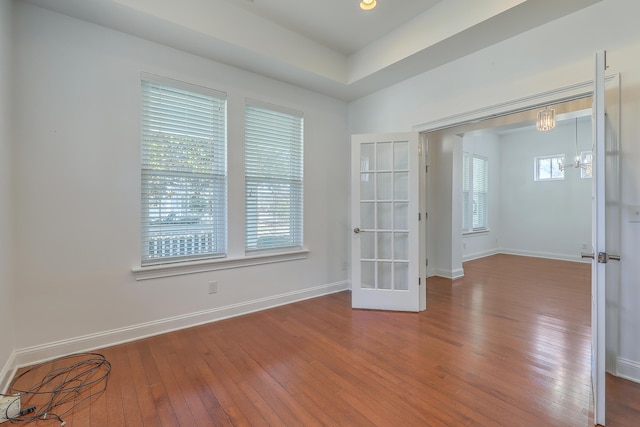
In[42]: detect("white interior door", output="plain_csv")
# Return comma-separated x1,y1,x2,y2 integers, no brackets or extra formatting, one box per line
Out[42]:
591,49,606,427
591,50,621,427
351,133,423,311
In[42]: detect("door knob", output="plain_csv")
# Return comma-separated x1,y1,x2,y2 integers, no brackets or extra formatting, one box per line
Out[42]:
581,252,621,262
353,227,361,234
598,252,621,263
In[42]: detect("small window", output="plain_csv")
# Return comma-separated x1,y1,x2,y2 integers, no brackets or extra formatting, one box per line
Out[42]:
535,155,565,181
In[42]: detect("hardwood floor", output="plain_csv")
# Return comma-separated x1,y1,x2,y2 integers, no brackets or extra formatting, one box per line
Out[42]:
9,254,640,426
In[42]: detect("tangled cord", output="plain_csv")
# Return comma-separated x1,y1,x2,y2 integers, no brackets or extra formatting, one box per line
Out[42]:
1,352,111,425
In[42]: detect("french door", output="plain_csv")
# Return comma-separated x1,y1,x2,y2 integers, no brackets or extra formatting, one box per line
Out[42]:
591,50,621,426
350,133,424,312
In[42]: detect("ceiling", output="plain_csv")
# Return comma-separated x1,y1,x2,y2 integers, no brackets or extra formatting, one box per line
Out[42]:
224,0,442,55
23,0,602,101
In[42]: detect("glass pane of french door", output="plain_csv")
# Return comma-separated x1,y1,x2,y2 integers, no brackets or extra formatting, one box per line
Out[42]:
359,140,410,291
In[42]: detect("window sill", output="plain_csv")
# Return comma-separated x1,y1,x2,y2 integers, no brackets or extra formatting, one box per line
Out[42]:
132,248,309,281
463,229,490,237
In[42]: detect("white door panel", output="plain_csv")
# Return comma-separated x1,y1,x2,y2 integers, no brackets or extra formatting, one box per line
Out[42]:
591,51,621,427
351,133,423,312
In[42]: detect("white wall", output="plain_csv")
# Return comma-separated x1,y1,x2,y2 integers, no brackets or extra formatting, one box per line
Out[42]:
499,119,592,261
426,133,463,279
461,131,501,261
0,0,16,389
432,119,591,268
10,3,349,363
349,0,640,380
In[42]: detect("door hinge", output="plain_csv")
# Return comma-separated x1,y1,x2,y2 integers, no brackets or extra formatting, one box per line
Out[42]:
418,277,421,285
419,212,421,221
426,258,429,267
425,165,429,173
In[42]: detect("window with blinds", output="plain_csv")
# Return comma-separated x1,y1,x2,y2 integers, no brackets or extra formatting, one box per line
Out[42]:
245,100,303,252
141,77,227,265
462,153,471,231
462,153,488,233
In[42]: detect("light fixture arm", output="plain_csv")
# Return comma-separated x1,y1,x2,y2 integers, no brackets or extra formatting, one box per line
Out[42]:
559,118,588,171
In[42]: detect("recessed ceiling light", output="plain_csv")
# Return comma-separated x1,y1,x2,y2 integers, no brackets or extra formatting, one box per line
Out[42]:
360,0,377,11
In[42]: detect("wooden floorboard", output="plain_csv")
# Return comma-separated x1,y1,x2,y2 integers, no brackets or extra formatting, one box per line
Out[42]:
8,254,640,426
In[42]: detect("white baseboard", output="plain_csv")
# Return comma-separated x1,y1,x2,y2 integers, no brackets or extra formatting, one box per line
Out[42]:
451,268,464,279
617,357,640,384
11,281,348,369
0,350,16,394
430,267,465,280
498,248,589,263
463,249,499,262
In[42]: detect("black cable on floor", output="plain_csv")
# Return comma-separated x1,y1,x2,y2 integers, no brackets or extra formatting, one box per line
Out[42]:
1,352,111,425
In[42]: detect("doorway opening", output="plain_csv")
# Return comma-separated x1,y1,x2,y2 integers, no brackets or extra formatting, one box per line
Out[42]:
414,69,620,425
421,96,593,281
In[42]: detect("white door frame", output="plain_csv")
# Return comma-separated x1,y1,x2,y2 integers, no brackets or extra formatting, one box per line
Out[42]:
415,81,594,282
414,80,597,134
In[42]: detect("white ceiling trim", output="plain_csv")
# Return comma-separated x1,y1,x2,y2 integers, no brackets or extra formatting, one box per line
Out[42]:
23,0,602,101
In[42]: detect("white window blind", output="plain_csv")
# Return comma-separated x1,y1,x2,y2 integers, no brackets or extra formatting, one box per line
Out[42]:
245,100,303,252
141,77,227,265
462,153,488,232
472,156,488,230
462,152,471,231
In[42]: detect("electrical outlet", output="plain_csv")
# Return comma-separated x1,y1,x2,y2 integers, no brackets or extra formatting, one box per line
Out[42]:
208,281,218,294
0,395,20,423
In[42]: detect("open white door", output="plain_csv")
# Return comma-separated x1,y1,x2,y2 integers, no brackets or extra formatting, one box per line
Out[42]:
591,48,606,427
351,133,424,312
591,50,621,426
